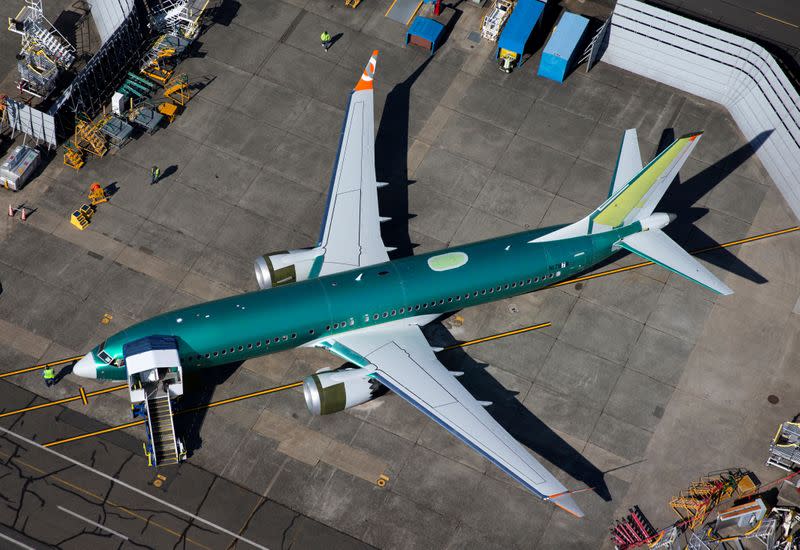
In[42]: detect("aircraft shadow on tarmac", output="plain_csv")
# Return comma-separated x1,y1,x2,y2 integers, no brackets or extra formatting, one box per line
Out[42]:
587,129,772,285
376,57,434,259
176,362,242,456
424,321,614,502
376,58,612,501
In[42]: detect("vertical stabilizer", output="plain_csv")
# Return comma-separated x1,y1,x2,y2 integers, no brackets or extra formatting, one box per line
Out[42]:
590,132,702,232
532,131,701,243
609,129,643,198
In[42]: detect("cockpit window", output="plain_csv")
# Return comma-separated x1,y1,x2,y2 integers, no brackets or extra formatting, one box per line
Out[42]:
97,349,113,364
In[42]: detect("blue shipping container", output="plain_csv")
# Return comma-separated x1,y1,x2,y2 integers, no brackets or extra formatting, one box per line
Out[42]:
537,11,589,83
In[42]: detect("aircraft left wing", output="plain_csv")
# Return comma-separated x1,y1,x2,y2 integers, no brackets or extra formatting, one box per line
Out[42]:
316,51,390,277
323,323,585,517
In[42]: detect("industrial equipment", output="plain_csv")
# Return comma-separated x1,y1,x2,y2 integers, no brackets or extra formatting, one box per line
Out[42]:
0,145,40,191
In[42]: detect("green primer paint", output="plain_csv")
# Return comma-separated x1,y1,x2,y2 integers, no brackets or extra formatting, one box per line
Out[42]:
594,135,695,228
427,252,468,272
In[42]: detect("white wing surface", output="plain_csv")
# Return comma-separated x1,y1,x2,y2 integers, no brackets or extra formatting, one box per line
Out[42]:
620,229,733,295
325,323,585,517
317,51,389,276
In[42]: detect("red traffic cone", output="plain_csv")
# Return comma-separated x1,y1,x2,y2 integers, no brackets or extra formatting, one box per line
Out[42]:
8,204,14,217
20,207,27,221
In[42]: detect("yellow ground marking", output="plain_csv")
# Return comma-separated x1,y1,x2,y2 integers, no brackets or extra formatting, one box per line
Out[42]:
550,226,800,289
0,384,127,419
0,448,212,549
385,0,399,17
22,227,800,445
78,387,87,405
441,322,552,351
0,356,82,379
406,0,423,25
756,11,799,28
44,381,304,447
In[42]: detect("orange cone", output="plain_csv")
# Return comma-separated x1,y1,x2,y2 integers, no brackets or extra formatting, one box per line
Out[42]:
20,207,26,221
8,204,14,217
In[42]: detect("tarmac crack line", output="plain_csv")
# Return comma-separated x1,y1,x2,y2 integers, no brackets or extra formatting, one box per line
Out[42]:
0,424,270,548
0,446,214,550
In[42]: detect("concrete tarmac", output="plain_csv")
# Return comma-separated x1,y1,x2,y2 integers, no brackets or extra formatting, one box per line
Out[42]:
1,0,799,547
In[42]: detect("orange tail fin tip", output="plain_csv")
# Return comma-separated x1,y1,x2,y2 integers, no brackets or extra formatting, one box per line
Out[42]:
354,50,379,91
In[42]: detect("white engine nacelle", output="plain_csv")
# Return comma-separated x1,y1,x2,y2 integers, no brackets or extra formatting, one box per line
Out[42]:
638,212,676,232
303,368,381,415
254,247,323,289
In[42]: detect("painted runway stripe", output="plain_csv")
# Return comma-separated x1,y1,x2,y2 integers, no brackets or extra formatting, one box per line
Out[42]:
58,505,129,540
0,426,270,550
0,531,35,550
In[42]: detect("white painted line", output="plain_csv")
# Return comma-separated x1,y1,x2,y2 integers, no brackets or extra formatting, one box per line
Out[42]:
0,531,35,550
0,426,269,550
57,505,129,541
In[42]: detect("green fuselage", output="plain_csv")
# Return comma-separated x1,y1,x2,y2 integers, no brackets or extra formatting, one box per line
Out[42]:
91,223,640,380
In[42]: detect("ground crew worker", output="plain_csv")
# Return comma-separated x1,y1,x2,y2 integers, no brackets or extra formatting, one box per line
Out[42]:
43,366,55,387
321,30,332,52
151,165,161,185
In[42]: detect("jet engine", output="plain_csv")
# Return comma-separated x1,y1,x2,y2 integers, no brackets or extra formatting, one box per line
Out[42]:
303,368,382,415
254,247,323,289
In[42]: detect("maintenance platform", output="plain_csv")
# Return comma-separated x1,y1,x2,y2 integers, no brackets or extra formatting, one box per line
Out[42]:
0,0,799,547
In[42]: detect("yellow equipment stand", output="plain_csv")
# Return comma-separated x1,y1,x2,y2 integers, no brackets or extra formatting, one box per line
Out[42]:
164,74,191,106
63,142,85,170
157,102,178,123
345,0,362,8
88,183,108,206
70,204,94,231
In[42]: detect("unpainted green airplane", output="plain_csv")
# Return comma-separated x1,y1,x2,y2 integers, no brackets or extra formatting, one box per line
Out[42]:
74,51,731,517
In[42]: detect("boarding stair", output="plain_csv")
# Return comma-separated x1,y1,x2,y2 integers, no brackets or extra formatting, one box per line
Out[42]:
124,336,186,468
145,391,180,466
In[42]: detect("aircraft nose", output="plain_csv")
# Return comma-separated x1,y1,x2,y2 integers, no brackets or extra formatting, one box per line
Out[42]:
73,354,97,379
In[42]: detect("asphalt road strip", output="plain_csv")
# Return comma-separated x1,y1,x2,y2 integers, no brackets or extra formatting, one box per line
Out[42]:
0,425,269,550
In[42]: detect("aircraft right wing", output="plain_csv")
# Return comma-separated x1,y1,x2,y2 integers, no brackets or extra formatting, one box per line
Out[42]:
322,323,585,517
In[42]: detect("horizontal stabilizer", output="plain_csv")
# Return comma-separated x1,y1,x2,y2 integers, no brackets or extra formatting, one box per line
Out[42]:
619,230,733,295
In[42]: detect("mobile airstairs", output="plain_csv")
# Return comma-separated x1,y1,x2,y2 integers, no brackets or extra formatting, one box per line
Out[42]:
123,336,186,467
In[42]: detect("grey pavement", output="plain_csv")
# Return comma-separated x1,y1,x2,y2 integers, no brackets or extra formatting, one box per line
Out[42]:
0,0,799,548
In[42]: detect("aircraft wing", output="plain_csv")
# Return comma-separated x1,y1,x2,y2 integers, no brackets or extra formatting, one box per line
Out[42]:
324,323,585,517
316,50,390,277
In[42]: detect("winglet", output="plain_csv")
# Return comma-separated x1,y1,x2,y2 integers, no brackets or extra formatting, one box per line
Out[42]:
354,50,379,91
548,491,585,518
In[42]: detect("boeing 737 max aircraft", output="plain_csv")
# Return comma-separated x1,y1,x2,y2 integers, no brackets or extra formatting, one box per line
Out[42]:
73,52,732,518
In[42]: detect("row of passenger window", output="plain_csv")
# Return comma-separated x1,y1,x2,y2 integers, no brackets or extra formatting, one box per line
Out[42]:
359,272,561,326
191,268,565,363
188,331,301,362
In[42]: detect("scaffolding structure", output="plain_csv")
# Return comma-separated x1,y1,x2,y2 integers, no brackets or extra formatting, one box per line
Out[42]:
670,470,757,531
49,0,151,136
8,0,76,98
149,0,210,41
767,422,800,472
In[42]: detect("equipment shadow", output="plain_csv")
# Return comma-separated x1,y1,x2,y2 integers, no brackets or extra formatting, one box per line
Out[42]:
174,361,242,456
376,56,435,259
423,322,613,502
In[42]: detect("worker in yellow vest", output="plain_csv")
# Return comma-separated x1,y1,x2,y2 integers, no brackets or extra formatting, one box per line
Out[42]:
321,30,332,52
43,366,55,387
